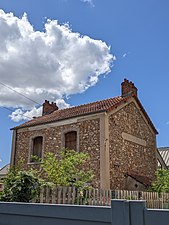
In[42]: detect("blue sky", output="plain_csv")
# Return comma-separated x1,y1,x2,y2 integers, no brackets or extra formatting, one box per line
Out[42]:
0,0,169,168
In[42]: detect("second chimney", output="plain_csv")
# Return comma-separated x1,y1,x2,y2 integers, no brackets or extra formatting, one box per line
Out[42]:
121,79,138,97
42,100,58,116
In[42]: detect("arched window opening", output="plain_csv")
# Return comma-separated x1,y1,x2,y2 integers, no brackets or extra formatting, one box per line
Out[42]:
30,136,43,162
65,131,77,151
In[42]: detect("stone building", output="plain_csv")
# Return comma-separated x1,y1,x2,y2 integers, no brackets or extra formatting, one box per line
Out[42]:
10,79,158,190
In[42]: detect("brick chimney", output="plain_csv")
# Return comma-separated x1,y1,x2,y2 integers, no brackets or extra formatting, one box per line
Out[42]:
42,100,58,116
121,79,138,97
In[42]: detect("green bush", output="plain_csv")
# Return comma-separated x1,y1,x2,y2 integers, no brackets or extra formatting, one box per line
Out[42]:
40,149,94,189
151,169,169,193
0,168,41,202
0,148,94,202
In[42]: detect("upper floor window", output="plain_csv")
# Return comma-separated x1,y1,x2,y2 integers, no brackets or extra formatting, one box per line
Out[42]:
65,131,77,151
30,136,43,162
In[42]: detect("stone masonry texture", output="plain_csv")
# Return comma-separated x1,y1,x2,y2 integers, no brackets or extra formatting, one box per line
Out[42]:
14,118,100,188
14,101,157,190
109,102,157,190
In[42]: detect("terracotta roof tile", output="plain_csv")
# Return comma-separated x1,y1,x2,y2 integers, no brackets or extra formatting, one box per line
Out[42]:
13,96,126,129
12,95,158,134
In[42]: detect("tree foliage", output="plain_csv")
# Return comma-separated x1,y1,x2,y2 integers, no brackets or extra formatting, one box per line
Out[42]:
0,149,94,202
151,169,169,193
0,168,41,202
40,149,94,188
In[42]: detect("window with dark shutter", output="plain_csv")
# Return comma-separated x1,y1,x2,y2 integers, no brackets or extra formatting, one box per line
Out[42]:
30,136,43,162
65,131,77,151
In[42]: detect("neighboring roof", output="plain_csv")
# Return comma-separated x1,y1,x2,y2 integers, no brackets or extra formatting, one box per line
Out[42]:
0,164,10,177
12,94,158,134
126,171,151,186
158,147,169,167
156,148,168,169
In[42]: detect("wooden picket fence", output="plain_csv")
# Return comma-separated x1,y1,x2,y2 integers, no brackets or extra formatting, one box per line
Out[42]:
38,186,169,209
39,186,112,206
114,190,169,209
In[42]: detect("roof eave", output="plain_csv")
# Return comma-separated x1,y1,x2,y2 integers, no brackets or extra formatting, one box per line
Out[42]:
11,109,107,130
132,95,158,135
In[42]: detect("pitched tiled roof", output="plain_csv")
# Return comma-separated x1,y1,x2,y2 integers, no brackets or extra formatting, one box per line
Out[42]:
13,96,126,129
12,95,158,134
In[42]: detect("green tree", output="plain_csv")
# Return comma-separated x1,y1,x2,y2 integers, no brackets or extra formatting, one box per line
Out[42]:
151,169,169,193
0,167,42,202
0,149,94,202
40,149,94,189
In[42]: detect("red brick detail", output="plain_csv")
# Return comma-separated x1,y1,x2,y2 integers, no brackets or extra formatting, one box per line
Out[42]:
121,79,138,97
42,100,58,115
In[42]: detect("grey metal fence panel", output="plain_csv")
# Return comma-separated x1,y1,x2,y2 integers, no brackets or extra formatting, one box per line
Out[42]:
129,201,146,225
144,209,169,225
1,200,169,225
0,202,111,225
111,200,130,225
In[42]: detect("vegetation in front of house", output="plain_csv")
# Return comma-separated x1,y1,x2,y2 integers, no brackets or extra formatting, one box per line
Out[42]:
151,168,169,193
41,150,94,188
0,168,41,202
0,149,94,202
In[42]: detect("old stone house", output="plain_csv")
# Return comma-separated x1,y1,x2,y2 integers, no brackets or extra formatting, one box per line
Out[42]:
10,79,158,190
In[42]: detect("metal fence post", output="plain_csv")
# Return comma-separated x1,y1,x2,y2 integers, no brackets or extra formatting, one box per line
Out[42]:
129,200,146,225
111,199,130,225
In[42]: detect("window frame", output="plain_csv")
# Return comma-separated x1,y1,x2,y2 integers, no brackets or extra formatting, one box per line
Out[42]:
28,134,44,164
61,128,79,152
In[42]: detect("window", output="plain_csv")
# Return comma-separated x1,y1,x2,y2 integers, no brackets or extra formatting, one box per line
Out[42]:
65,131,77,151
30,136,43,162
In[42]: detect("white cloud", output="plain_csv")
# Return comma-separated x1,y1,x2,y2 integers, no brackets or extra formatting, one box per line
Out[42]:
9,108,42,122
0,9,114,122
0,158,2,163
9,99,70,122
81,0,94,7
122,52,130,58
55,99,70,109
122,53,127,58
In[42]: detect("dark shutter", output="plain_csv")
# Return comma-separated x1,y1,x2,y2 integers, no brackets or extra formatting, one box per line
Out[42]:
65,131,77,151
31,136,43,161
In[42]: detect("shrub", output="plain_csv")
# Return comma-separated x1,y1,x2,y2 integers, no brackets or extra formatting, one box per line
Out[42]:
0,168,41,202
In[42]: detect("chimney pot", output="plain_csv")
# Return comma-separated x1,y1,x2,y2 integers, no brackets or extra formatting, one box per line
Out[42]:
121,79,138,97
42,100,59,116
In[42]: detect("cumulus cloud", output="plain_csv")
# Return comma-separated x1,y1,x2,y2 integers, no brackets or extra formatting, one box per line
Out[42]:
9,99,70,122
0,9,114,121
9,108,42,122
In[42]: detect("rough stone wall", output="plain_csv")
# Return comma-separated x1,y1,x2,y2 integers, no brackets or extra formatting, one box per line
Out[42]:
14,118,100,188
109,101,157,190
